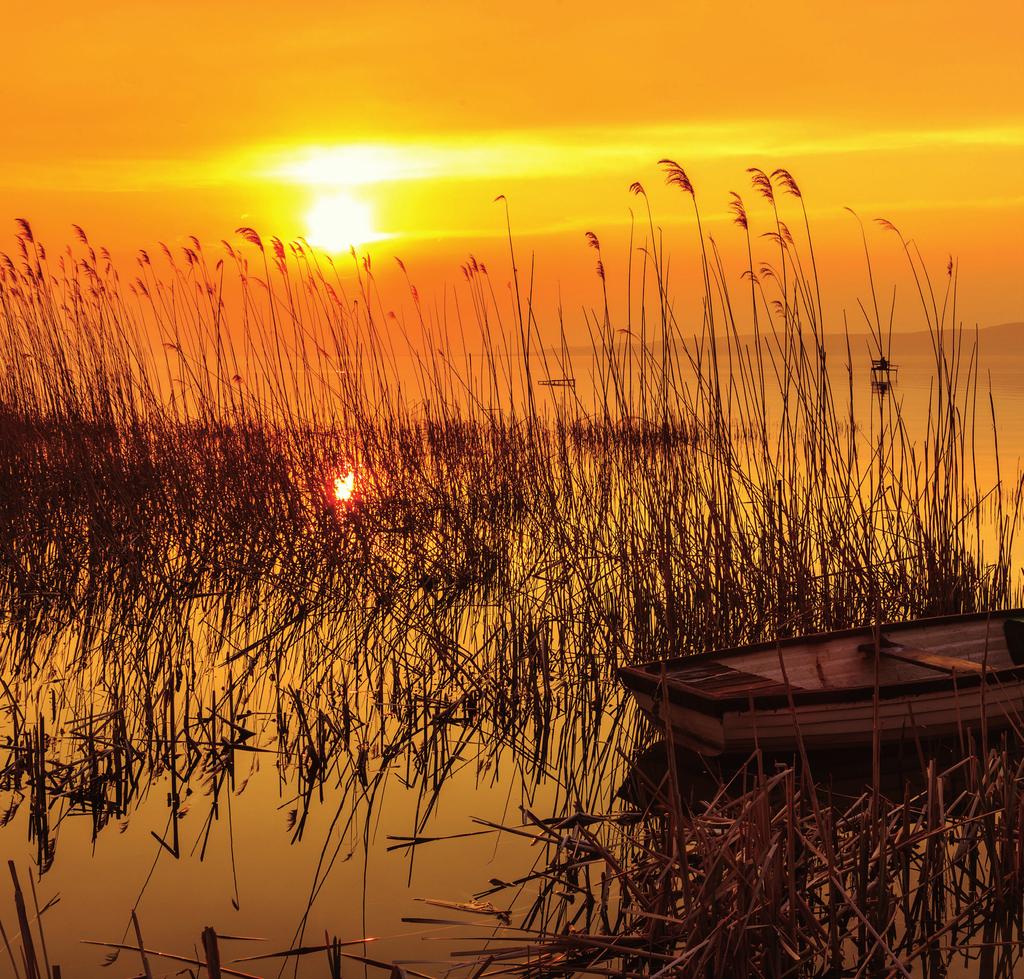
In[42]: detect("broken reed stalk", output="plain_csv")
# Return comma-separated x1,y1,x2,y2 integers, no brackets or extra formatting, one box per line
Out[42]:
7,862,40,979
131,911,154,979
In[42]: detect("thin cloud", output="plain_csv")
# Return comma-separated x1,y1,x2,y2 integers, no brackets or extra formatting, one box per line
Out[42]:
1,121,1022,193
260,122,1024,188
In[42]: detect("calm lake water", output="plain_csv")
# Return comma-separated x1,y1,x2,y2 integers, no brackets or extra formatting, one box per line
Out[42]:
1,660,632,973
2,324,1023,975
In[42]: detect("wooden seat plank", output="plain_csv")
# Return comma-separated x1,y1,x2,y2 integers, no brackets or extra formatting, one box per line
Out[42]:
879,645,985,675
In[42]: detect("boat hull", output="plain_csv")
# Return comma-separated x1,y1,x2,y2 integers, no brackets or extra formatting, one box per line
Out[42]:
632,681,1024,754
621,611,1024,755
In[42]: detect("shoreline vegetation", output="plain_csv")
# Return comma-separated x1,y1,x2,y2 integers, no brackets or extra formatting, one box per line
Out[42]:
1,164,1023,975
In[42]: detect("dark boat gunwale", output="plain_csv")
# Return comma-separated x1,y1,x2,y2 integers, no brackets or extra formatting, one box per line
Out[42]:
618,609,1024,718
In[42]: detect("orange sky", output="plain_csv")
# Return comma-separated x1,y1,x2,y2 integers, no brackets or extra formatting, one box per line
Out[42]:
2,0,1022,331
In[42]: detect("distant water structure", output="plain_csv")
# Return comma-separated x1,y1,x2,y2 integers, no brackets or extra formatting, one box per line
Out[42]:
871,354,898,396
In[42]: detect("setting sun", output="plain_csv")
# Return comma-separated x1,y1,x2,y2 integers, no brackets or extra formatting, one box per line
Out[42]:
305,191,379,252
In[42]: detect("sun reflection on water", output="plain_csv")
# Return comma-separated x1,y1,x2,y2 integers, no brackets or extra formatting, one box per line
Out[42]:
332,470,355,503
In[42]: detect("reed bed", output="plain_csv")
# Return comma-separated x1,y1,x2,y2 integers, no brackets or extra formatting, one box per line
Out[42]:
431,738,1024,978
0,164,1022,975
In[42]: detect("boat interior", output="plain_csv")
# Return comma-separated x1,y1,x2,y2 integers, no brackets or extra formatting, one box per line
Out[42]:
662,614,1024,700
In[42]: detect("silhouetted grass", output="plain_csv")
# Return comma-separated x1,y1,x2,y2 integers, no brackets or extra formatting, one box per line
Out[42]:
0,164,1021,975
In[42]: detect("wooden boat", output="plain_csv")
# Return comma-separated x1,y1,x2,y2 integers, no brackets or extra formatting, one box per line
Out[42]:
618,610,1024,755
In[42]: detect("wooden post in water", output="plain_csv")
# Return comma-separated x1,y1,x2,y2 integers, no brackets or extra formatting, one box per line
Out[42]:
201,927,222,979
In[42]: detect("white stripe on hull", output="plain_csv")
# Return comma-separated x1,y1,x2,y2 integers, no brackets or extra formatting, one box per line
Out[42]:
639,682,1024,754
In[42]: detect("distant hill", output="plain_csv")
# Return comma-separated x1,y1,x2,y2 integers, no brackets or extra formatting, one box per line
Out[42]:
837,322,1024,360
976,321,1024,346
698,321,1024,360
550,322,1024,361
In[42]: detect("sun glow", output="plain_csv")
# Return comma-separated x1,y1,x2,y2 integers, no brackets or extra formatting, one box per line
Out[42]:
274,146,410,186
305,191,380,252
